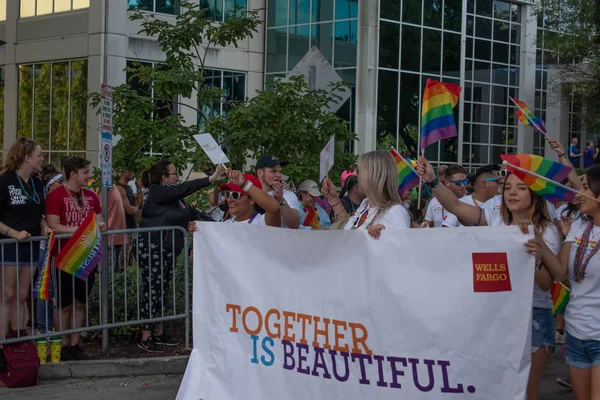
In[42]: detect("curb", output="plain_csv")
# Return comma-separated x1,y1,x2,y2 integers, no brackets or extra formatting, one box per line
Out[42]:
40,355,189,380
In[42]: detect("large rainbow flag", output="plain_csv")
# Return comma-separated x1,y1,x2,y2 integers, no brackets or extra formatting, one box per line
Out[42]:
500,154,575,204
420,79,462,150
551,282,570,314
56,212,103,280
32,231,55,300
510,98,547,134
390,149,420,193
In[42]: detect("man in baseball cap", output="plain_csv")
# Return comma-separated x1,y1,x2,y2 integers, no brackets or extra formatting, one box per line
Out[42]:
297,180,331,230
256,155,302,229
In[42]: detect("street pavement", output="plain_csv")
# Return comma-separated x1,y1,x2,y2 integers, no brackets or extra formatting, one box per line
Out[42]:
0,353,573,399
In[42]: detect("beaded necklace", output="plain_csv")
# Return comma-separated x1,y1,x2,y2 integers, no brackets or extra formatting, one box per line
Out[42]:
15,171,40,204
350,203,380,230
572,221,600,282
63,184,87,212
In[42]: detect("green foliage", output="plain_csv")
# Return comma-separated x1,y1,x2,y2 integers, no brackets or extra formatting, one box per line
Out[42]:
89,2,262,175
204,75,357,185
376,124,418,155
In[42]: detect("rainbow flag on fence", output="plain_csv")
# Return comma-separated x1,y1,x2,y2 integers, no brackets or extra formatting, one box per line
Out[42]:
420,79,462,150
390,149,420,193
500,154,575,204
32,231,55,300
56,212,103,280
551,282,570,314
510,98,547,134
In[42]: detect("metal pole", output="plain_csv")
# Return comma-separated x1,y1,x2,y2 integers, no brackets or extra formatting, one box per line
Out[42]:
101,189,109,353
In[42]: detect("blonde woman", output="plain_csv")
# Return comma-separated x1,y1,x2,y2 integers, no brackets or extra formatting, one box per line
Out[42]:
322,150,410,238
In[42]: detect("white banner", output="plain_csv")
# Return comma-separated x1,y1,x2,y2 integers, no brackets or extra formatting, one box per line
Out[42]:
178,224,534,400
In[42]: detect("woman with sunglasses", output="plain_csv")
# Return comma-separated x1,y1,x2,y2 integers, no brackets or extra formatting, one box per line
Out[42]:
416,156,561,400
136,160,225,352
424,165,467,228
220,170,281,226
323,150,410,238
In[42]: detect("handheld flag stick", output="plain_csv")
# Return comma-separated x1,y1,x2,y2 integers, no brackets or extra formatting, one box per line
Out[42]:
417,150,424,209
558,281,571,292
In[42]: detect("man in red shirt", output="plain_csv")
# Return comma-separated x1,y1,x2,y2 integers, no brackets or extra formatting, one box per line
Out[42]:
45,157,106,360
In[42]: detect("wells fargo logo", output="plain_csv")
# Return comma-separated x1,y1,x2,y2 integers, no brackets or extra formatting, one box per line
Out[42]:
472,253,512,292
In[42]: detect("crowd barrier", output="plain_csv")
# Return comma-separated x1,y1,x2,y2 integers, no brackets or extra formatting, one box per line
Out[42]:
0,226,190,351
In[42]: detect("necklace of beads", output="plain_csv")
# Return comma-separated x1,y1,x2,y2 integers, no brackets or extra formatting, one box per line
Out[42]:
15,171,40,204
573,221,600,282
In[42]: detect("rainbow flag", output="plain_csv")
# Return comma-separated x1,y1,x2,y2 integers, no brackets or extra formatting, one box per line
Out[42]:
420,79,462,149
551,282,570,314
390,149,420,193
511,98,547,134
500,154,576,204
33,231,55,300
56,212,103,280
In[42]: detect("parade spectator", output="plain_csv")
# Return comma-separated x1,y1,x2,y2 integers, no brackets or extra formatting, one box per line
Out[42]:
338,175,365,215
136,161,224,352
340,164,356,187
45,156,106,360
105,185,127,272
116,169,141,229
256,155,302,229
220,171,280,226
442,164,500,227
569,137,582,168
297,180,331,230
322,150,410,237
0,138,48,338
584,140,595,168
417,156,561,399
424,165,467,227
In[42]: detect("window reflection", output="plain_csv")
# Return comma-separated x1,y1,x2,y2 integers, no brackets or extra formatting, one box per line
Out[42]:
21,0,90,17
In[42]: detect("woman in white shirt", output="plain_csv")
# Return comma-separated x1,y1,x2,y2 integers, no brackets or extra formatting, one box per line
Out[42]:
221,170,281,227
416,156,561,400
323,150,411,237
527,165,600,399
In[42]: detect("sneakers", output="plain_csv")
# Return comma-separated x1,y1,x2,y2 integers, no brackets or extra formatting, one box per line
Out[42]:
138,337,165,353
70,345,90,361
556,330,566,345
61,346,74,361
155,334,180,347
556,377,572,389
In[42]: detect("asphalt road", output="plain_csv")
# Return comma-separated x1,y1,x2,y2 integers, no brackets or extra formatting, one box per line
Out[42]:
0,355,572,399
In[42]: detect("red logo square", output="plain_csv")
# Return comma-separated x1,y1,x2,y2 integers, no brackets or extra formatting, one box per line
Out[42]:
472,253,512,292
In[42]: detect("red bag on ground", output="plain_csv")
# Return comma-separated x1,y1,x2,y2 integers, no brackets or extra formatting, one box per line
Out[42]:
0,330,40,388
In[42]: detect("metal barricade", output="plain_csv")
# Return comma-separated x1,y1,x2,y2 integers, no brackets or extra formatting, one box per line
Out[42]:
0,226,190,351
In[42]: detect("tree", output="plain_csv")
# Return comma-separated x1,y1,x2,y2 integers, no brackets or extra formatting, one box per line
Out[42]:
204,75,357,186
90,2,262,174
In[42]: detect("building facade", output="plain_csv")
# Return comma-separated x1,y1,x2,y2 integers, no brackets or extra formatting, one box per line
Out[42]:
0,0,588,169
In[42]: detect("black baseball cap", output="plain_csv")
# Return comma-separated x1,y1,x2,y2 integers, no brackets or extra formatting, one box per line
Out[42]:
256,155,288,169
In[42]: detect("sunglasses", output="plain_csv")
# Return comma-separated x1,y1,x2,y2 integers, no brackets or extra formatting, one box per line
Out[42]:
223,191,246,201
484,177,499,182
496,170,509,178
447,179,470,187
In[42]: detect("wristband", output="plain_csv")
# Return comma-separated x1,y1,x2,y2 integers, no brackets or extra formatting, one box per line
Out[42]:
4,228,10,236
426,177,440,188
329,201,341,208
242,180,253,193
558,152,566,160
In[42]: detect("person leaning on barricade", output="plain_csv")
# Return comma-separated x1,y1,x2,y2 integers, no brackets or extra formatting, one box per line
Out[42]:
45,156,107,360
0,138,49,339
321,150,411,238
416,155,560,400
136,160,225,353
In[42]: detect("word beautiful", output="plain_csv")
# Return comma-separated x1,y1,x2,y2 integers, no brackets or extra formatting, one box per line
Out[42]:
226,304,477,394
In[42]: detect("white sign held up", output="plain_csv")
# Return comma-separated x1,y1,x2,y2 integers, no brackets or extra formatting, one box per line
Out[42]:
320,135,335,182
193,133,230,165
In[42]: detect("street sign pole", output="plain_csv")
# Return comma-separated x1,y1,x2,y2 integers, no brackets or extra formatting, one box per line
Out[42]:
100,84,113,353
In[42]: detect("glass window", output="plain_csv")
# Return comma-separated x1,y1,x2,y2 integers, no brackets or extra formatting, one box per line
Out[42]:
267,28,288,73
471,124,490,144
290,0,310,25
0,69,3,164
402,0,421,25
336,0,358,20
312,0,334,23
311,23,333,64
398,73,420,144
376,70,398,139
423,0,442,28
443,32,461,78
22,0,90,17
401,25,421,72
379,21,400,69
471,144,489,164
0,0,5,21
472,104,490,123
334,20,357,68
268,0,288,27
493,42,509,64
422,29,441,75
444,0,462,32
491,64,508,85
494,21,510,43
199,69,246,125
17,60,88,164
475,39,492,61
475,17,492,39
380,0,400,21
288,25,310,70
128,0,185,15
476,0,492,17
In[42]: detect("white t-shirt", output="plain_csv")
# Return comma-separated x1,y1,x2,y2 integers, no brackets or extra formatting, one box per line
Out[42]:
483,207,561,309
268,188,304,228
343,199,410,231
556,203,580,222
566,218,600,340
441,195,480,227
225,212,266,225
425,197,458,228
482,194,558,225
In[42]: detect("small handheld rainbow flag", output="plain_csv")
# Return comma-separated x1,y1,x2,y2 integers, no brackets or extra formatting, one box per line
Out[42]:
551,282,570,314
56,212,103,280
33,231,55,300
510,98,547,134
302,207,321,229
390,149,420,193
500,154,576,204
420,79,462,150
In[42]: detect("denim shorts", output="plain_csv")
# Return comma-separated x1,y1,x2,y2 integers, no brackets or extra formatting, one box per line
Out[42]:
532,307,556,352
566,332,600,369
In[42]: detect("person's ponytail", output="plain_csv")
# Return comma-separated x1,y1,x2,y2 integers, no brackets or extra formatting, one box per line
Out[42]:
141,168,152,188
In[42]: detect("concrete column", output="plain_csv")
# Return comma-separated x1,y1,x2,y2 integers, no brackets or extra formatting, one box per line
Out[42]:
354,0,378,155
545,67,569,159
517,2,536,155
3,0,18,151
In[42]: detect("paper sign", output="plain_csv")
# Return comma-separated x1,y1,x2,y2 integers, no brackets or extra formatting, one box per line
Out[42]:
193,133,229,165
319,135,335,182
